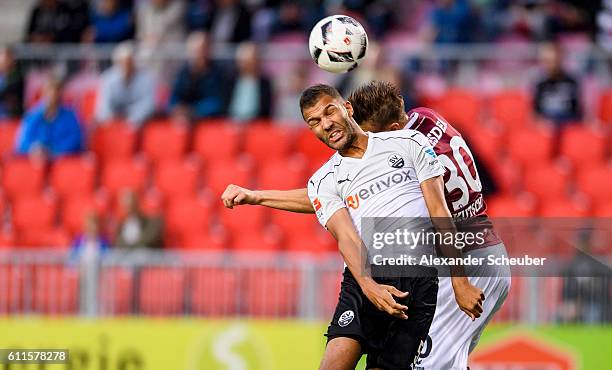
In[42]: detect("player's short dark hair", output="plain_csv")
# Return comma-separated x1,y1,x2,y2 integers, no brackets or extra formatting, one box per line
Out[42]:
299,84,343,116
348,81,405,131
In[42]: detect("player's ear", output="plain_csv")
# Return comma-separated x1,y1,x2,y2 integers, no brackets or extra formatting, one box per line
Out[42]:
388,122,402,131
344,100,353,117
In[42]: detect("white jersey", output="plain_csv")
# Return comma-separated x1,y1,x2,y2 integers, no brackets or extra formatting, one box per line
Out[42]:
307,130,445,234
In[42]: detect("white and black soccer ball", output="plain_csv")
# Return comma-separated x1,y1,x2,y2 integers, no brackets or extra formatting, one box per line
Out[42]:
308,15,368,73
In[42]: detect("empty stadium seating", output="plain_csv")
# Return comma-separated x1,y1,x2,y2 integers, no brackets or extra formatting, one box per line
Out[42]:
139,267,186,315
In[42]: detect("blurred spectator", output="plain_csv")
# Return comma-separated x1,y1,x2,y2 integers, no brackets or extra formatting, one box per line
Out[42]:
423,0,477,44
225,42,272,122
95,42,156,128
70,213,110,262
269,1,304,36
86,0,134,43
115,190,164,249
206,0,252,43
0,46,25,118
274,62,309,124
137,0,186,46
26,0,73,43
63,0,92,42
341,0,394,39
169,32,226,123
533,43,581,126
15,77,84,160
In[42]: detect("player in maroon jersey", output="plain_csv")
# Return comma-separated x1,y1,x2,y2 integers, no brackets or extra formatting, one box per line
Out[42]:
222,81,511,370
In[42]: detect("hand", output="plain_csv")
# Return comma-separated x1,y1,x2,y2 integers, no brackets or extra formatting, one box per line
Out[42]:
362,280,409,320
221,184,259,208
452,277,485,321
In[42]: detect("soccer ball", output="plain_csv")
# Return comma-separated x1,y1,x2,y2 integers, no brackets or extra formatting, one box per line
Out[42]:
308,15,368,73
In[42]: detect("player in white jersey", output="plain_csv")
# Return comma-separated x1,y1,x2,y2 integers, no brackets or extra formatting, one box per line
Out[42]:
223,84,485,370
222,81,510,370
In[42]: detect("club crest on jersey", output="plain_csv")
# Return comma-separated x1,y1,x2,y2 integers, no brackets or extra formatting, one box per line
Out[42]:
387,153,405,168
338,310,354,327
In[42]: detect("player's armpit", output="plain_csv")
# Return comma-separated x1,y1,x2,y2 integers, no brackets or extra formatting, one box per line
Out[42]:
326,209,409,320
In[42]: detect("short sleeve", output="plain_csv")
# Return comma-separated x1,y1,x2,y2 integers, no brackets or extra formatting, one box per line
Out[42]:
307,172,346,229
406,131,445,183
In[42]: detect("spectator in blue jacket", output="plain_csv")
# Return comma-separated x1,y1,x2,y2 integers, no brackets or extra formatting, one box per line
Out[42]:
169,31,226,123
15,77,84,160
88,0,134,43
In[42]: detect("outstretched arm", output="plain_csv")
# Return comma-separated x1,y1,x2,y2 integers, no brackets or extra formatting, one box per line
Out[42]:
221,184,314,213
420,176,485,320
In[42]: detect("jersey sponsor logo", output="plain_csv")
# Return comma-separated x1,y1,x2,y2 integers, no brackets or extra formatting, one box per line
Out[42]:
344,170,413,209
387,153,405,168
338,310,355,327
313,198,322,211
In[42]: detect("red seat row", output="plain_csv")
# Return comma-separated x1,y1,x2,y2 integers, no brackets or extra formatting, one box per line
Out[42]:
0,265,309,317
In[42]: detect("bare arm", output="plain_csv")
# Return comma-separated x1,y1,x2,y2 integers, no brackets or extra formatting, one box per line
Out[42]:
420,176,485,320
326,208,409,320
222,185,314,213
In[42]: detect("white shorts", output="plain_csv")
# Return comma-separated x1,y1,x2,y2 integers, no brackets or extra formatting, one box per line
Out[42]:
414,243,511,370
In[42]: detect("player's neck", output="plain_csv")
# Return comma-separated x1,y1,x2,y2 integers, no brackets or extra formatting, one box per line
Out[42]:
338,132,369,159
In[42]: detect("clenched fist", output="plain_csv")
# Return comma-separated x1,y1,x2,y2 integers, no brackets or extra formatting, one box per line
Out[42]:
221,184,259,209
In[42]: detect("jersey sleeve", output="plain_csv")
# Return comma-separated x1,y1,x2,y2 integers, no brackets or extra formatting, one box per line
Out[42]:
307,172,346,229
405,131,445,183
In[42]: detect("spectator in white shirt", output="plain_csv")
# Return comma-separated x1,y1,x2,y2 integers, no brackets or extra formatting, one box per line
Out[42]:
95,42,157,128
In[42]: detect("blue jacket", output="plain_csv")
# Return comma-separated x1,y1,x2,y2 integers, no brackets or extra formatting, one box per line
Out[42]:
16,104,84,157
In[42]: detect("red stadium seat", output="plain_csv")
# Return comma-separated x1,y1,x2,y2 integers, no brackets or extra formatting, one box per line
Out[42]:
295,128,335,168
50,155,97,198
485,194,536,217
270,210,317,235
33,265,79,314
285,231,335,254
507,125,554,168
539,199,589,217
0,121,19,157
232,229,282,251
257,156,307,189
190,268,239,315
61,193,110,236
101,158,148,196
0,265,25,313
205,158,254,196
431,89,481,134
245,268,299,317
576,164,612,203
598,89,612,125
594,203,612,216
12,194,58,233
193,123,242,161
91,121,137,163
180,231,228,250
523,163,570,201
153,158,201,200
139,267,185,315
464,126,502,170
16,227,70,248
165,195,214,247
243,124,294,162
219,205,267,235
559,126,607,168
99,267,133,315
2,158,45,200
141,122,188,163
489,90,531,130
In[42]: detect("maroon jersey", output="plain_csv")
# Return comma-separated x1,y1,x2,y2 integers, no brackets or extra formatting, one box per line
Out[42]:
407,107,501,248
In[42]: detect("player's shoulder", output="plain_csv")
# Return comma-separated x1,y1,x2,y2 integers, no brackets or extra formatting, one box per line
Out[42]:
308,153,342,191
371,129,430,148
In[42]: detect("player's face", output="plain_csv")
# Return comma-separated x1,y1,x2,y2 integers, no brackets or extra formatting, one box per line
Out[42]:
303,94,357,151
